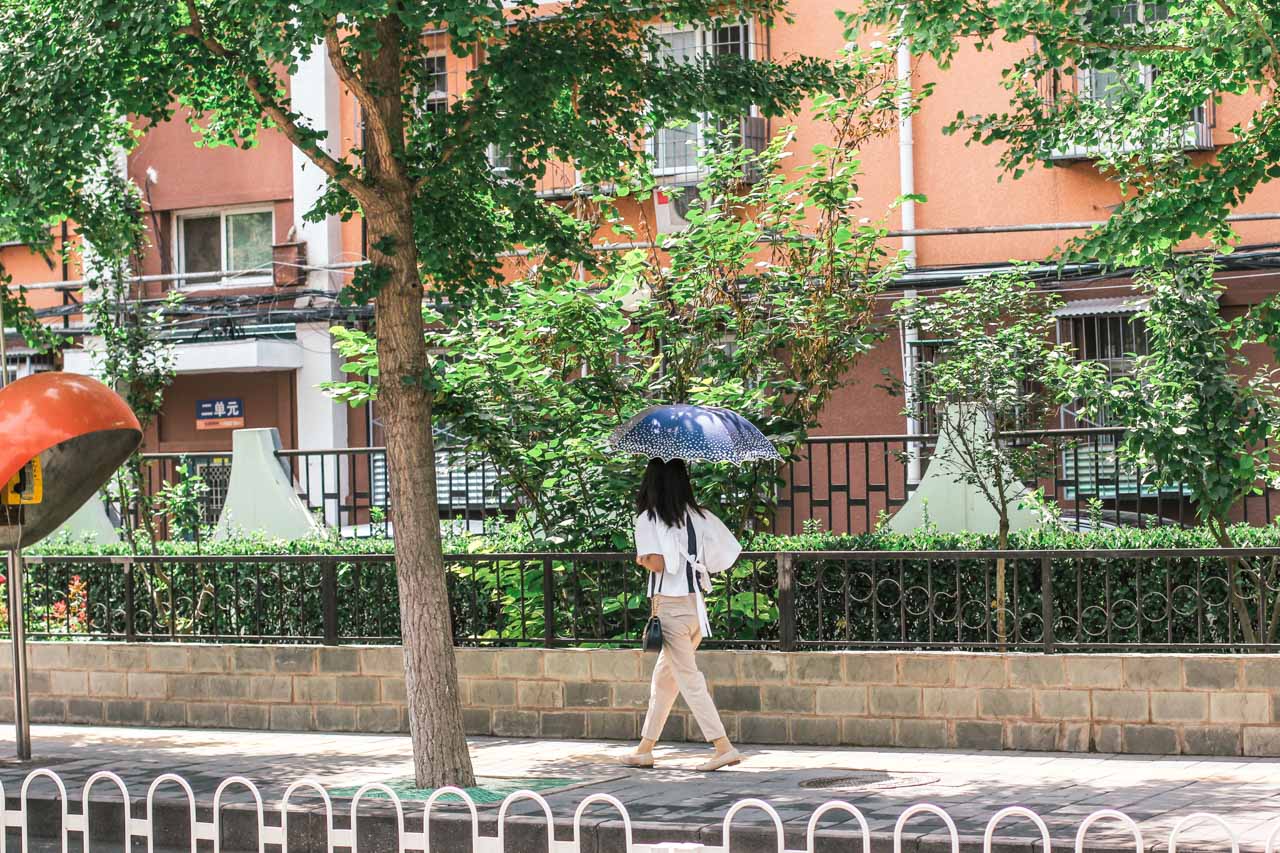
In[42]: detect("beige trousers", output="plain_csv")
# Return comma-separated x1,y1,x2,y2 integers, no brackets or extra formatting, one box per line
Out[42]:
640,594,727,742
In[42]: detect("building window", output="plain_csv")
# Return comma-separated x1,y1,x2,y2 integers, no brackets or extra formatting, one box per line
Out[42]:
422,54,449,114
1052,2,1211,159
1056,306,1150,428
1056,303,1161,500
175,207,274,287
488,143,514,176
2,350,54,385
650,23,755,179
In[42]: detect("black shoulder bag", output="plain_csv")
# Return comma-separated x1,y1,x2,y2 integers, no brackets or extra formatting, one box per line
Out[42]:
642,514,697,652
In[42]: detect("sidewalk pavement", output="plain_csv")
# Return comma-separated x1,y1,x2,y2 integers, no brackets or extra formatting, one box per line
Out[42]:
1,724,1278,851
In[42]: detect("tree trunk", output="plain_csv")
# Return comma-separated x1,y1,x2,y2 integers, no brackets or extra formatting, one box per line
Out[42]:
368,207,476,789
995,515,1009,649
1211,522,1261,646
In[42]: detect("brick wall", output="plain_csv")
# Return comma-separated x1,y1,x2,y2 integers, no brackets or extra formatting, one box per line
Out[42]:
9,643,1280,756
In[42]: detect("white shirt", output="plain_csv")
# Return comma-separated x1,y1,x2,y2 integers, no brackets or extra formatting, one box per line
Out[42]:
633,508,742,637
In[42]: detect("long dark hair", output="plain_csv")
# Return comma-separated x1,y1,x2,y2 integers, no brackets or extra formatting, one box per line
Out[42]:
635,458,701,527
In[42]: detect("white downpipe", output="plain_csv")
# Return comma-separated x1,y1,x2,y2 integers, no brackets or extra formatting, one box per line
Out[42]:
900,289,923,485
896,33,917,269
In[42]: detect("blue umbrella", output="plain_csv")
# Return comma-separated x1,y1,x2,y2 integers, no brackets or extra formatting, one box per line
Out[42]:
607,404,782,464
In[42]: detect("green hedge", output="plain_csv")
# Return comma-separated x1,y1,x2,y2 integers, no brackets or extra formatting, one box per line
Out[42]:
28,520,1280,557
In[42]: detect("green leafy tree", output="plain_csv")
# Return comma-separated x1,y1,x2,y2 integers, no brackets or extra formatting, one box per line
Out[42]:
622,42,915,527
0,0,846,785
855,0,1280,267
328,58,914,547
328,270,644,549
895,272,1089,642
87,272,184,555
156,457,210,549
1075,258,1280,642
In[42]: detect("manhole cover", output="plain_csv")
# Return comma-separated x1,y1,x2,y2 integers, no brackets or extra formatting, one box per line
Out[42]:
800,771,939,791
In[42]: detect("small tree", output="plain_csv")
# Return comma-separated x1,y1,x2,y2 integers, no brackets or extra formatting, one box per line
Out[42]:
84,247,183,553
624,42,915,527
896,272,1087,642
156,457,210,548
1078,257,1280,642
327,54,916,543
329,270,645,550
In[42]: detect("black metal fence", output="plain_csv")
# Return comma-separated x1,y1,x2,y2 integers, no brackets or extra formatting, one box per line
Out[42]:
127,428,1280,539
274,446,513,536
776,428,1280,535
19,549,1280,651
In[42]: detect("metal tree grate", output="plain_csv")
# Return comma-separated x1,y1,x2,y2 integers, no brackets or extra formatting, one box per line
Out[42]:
799,771,939,791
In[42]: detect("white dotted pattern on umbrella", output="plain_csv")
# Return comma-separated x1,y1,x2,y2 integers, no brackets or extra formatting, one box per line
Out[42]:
607,404,782,465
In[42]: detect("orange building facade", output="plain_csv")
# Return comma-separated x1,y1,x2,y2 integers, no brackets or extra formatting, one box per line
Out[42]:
2,1,1277,531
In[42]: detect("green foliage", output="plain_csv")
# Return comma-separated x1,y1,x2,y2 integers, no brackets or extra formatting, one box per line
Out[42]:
154,458,210,549
83,237,183,554
34,519,1280,557
0,270,68,357
854,0,1280,267
326,65,912,546
1075,258,1280,540
894,272,1099,643
895,272,1094,542
27,523,1280,647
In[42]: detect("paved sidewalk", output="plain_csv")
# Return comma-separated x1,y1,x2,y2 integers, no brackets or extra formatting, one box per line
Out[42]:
1,725,1278,851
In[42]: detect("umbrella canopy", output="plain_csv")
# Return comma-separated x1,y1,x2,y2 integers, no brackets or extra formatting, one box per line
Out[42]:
608,404,782,464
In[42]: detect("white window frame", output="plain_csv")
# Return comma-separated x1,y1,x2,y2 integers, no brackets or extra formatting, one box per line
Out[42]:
420,52,450,115
172,204,275,290
1054,2,1211,159
648,21,757,179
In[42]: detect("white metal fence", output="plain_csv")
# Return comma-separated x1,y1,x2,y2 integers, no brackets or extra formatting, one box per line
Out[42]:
3,769,1279,853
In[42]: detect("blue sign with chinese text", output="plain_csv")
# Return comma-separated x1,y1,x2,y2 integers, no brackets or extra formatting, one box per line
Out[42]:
196,398,245,430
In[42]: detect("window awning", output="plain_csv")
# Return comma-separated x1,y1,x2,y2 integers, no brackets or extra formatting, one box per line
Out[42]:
1052,296,1150,318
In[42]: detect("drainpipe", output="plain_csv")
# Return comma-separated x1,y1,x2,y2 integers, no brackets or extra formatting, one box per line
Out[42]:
900,290,923,485
896,33,917,269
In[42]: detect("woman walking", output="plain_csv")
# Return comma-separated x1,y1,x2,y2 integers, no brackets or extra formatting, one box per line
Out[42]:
620,458,743,771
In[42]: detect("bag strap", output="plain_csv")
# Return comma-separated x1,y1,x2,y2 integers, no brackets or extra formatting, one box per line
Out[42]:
649,543,663,616
685,512,697,593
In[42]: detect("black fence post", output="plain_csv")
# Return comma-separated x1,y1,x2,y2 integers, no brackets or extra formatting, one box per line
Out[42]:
1041,555,1055,654
777,553,796,652
122,558,137,642
542,557,556,648
322,562,339,645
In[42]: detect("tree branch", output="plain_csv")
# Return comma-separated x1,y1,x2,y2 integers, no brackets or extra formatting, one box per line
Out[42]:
1235,0,1280,77
1057,36,1193,53
324,22,407,189
179,1,373,204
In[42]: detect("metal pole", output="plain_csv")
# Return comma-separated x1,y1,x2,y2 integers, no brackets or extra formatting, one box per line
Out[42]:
0,291,28,759
8,549,30,760
0,285,9,383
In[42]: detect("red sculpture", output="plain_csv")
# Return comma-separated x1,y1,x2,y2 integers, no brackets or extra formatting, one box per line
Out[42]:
0,372,142,547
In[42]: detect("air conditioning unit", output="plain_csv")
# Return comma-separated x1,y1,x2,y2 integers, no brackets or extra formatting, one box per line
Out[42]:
271,241,306,288
654,185,701,234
